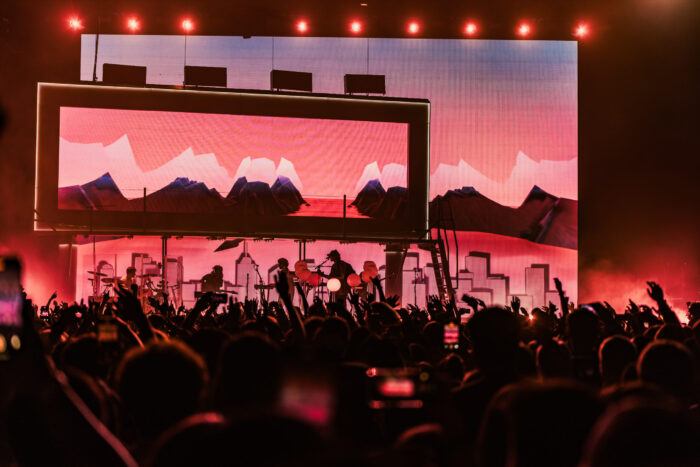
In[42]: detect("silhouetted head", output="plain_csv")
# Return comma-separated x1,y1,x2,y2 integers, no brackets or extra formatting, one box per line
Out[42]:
148,413,229,467
213,265,223,273
599,335,637,386
277,258,289,269
222,415,324,466
395,424,449,467
313,317,350,360
186,328,231,375
637,339,695,401
116,340,208,439
363,335,404,368
61,334,102,378
467,307,519,375
327,250,340,262
581,400,700,467
478,380,602,467
654,324,685,342
537,340,573,379
215,331,282,414
567,307,600,355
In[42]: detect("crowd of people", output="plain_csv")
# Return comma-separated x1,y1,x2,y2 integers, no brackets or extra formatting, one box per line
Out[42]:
1,272,699,467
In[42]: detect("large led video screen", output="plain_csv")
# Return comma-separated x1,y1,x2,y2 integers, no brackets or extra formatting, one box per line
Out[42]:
58,107,408,218
69,35,578,305
36,84,429,238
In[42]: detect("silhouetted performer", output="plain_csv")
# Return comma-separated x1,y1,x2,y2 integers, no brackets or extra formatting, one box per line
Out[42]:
320,250,355,303
277,258,296,303
124,267,138,295
201,265,224,293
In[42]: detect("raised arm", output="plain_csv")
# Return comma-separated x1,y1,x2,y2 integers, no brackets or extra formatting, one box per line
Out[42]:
294,283,310,318
647,281,680,327
554,278,569,318
370,276,386,303
277,273,305,339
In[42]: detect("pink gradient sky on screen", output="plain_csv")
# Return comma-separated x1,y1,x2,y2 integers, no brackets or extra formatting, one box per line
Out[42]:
59,107,408,197
81,37,577,182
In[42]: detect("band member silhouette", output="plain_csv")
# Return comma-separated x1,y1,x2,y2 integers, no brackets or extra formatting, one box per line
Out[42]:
277,258,296,302
124,267,138,294
201,265,224,293
320,250,355,303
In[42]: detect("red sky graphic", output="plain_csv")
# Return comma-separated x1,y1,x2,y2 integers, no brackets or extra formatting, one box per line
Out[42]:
60,107,408,197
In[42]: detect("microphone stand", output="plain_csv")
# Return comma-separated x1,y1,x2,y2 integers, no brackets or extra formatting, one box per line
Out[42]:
315,259,329,301
254,264,266,302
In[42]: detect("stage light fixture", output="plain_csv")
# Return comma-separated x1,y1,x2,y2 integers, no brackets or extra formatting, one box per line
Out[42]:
68,16,83,31
185,65,227,87
464,21,478,36
270,69,313,92
517,22,532,37
327,278,341,293
574,23,589,38
344,74,386,94
350,20,363,34
296,20,309,33
103,63,147,86
407,21,420,35
126,17,140,33
181,18,194,33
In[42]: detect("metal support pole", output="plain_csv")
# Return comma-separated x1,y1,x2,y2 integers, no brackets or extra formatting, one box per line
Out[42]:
161,236,168,301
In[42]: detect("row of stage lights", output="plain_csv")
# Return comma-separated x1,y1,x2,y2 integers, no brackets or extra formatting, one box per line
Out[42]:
67,16,591,39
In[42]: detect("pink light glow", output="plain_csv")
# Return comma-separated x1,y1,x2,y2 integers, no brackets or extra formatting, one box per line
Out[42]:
574,23,589,38
181,18,194,33
68,17,83,31
126,17,140,33
464,22,478,36
296,20,308,33
517,22,532,37
350,20,362,34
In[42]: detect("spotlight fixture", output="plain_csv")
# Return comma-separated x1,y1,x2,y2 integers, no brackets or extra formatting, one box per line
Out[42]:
464,21,478,37
296,20,309,33
67,16,83,31
574,23,589,38
181,18,194,33
407,21,420,35
126,17,140,33
349,20,363,34
517,22,532,37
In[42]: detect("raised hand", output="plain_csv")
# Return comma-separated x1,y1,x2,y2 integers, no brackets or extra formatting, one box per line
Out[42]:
462,293,480,312
348,290,360,305
114,285,154,341
554,278,564,295
385,295,400,308
553,277,570,317
275,272,291,300
510,296,521,314
646,281,664,303
370,275,386,302
626,299,640,314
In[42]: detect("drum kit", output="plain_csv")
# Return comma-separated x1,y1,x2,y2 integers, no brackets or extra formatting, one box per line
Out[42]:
86,270,177,304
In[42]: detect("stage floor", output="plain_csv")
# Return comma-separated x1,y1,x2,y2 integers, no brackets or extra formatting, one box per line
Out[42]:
289,198,369,218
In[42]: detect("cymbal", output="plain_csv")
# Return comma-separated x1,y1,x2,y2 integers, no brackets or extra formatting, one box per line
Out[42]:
87,270,107,276
102,278,119,284
138,274,158,278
